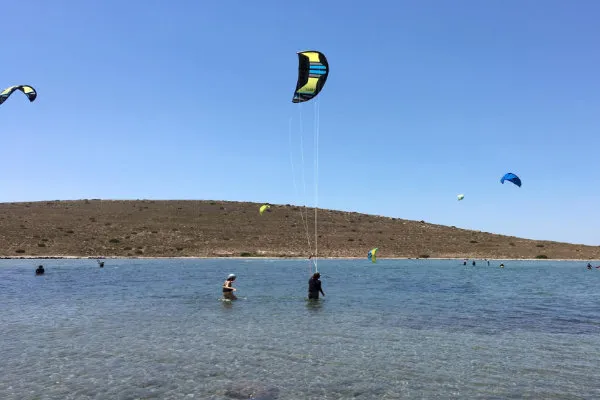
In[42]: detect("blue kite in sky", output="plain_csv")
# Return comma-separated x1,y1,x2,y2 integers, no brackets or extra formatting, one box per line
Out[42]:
500,172,522,187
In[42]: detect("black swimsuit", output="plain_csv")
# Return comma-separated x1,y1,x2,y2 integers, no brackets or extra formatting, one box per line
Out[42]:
308,277,322,299
223,281,234,293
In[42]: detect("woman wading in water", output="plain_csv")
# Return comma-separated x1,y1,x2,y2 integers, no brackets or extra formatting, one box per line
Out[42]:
222,274,237,300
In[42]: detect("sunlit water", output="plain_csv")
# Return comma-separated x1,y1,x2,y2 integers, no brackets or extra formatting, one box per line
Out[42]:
2,258,600,399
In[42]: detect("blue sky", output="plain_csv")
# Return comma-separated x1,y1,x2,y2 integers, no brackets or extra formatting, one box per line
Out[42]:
3,0,599,245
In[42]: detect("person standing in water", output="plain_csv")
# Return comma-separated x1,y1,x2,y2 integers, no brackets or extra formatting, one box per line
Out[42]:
308,272,325,300
222,273,237,300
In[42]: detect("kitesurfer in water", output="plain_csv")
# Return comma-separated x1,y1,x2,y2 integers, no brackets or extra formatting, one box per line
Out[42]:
222,274,237,300
308,272,325,300
35,265,44,275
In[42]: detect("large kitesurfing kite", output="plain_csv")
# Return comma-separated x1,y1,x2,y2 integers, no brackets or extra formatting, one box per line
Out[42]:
292,51,329,103
0,85,37,106
289,50,329,274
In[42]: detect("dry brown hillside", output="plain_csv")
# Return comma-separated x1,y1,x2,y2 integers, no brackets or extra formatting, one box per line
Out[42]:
0,199,598,260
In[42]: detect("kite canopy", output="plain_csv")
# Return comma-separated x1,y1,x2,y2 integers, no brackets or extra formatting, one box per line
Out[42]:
0,85,37,106
457,194,465,201
500,172,522,187
259,204,271,215
368,247,378,263
292,50,329,103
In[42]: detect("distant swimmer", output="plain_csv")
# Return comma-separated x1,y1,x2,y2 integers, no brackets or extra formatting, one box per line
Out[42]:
587,263,592,270
472,260,476,266
499,263,504,268
97,260,104,268
222,273,237,300
308,272,325,300
35,265,44,275
487,259,490,266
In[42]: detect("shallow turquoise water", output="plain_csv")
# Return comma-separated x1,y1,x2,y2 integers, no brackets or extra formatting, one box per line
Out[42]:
2,258,600,399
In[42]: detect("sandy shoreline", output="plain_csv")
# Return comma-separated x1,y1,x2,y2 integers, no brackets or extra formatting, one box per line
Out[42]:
1,255,597,262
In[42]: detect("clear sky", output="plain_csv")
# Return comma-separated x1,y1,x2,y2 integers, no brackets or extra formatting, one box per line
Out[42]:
3,1,599,245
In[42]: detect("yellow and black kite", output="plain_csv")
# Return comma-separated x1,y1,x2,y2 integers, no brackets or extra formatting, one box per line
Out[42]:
292,51,329,103
0,85,37,106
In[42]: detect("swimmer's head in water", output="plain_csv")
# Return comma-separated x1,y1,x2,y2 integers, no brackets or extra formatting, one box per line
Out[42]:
227,274,236,280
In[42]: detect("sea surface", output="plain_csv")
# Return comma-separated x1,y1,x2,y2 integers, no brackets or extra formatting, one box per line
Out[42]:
1,258,600,399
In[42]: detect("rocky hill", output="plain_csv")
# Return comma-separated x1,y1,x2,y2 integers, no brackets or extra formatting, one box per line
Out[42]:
0,199,597,259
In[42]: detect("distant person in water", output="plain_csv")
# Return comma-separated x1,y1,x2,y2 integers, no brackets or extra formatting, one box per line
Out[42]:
499,263,504,268
587,263,592,270
308,272,325,300
222,274,237,300
35,265,44,275
472,260,476,266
